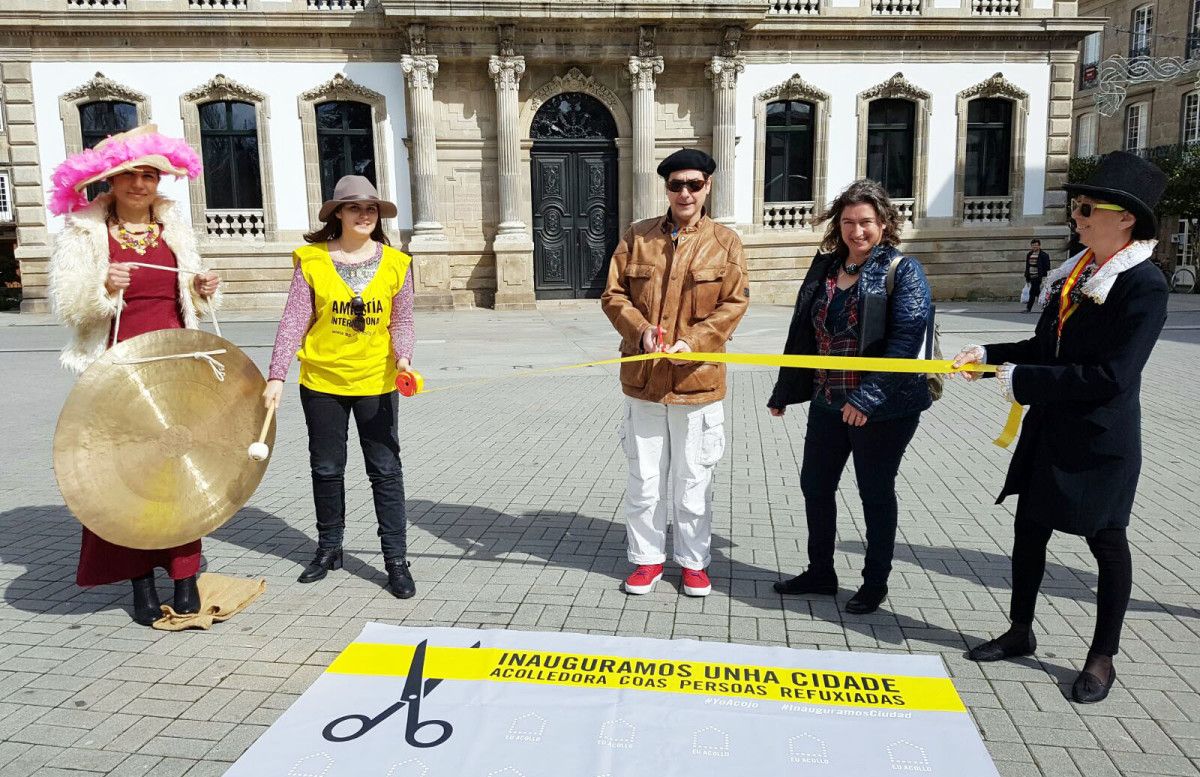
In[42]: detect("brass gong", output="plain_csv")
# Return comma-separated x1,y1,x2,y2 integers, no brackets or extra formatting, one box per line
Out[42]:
53,329,276,550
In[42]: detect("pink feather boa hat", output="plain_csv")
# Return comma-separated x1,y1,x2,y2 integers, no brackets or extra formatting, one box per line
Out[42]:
48,124,202,216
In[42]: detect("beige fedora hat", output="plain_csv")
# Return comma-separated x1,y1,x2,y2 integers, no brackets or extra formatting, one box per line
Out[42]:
318,175,397,221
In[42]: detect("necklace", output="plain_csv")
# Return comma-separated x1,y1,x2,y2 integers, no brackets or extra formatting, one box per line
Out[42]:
841,260,862,276
115,222,159,256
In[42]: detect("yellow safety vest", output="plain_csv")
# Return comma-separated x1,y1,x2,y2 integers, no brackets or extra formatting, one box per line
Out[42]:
294,242,413,396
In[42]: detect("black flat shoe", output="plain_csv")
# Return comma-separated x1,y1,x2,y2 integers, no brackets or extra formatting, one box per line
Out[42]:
173,575,201,615
131,573,162,626
1072,654,1117,704
298,548,343,584
967,628,1037,662
844,584,888,614
385,559,416,599
773,570,838,596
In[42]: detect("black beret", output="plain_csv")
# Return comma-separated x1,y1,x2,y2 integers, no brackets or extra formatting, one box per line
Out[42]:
657,148,716,178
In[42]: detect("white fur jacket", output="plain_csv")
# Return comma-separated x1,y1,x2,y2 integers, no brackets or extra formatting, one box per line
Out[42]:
49,194,221,374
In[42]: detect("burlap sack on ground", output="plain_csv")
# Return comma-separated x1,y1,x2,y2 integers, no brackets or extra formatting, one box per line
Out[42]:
152,572,265,631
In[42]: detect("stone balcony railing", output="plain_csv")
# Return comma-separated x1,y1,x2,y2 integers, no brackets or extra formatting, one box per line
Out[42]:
763,201,817,230
971,0,1019,15
308,0,368,7
188,0,246,7
962,196,1012,224
65,0,125,6
768,0,820,14
893,198,915,224
206,209,266,239
872,0,921,15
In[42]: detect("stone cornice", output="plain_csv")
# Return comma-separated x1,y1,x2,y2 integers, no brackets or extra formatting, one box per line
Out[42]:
959,71,1030,100
182,73,266,103
860,72,931,102
755,72,829,104
380,0,767,22
527,67,621,114
61,71,148,104
298,72,384,102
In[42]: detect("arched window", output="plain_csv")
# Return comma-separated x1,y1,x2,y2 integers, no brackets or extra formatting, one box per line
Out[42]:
530,92,618,140
198,100,263,210
764,100,814,202
79,100,137,200
964,98,1012,197
315,100,376,202
866,99,916,199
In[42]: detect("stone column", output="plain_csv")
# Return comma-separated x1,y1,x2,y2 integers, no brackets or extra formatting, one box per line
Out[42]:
400,53,453,310
488,54,537,310
706,55,744,226
489,55,527,237
629,55,664,222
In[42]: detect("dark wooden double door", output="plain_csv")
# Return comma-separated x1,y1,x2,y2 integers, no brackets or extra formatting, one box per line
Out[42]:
531,142,619,299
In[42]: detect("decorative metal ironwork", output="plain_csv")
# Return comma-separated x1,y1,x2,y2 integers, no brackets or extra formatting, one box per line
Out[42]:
530,92,618,141
1096,55,1200,117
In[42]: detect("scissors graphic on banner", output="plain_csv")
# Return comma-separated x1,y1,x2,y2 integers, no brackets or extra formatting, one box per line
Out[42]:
322,639,480,748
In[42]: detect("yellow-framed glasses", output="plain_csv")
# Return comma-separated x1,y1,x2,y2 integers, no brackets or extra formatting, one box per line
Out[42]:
1072,200,1126,217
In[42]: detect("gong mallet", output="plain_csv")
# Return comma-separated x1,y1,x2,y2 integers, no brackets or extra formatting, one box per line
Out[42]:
248,401,277,461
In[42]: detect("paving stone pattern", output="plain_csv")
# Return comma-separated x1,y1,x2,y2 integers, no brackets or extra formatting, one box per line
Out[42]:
0,300,1198,776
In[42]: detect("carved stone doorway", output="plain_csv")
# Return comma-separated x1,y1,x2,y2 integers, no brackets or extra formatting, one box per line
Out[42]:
530,92,619,300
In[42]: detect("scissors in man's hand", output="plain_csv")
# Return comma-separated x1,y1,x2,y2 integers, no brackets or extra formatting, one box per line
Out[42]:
323,639,479,747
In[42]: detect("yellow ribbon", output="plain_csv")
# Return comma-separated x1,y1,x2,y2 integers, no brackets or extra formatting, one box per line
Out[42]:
419,351,1021,448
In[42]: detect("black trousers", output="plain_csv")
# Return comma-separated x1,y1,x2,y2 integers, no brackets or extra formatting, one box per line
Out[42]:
299,385,408,562
800,406,921,587
1025,277,1043,312
1008,507,1132,657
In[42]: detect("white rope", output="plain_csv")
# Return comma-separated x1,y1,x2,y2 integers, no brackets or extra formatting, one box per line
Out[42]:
114,348,228,381
112,261,222,339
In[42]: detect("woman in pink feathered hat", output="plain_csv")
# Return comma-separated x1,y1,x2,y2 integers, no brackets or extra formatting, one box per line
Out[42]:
47,123,222,626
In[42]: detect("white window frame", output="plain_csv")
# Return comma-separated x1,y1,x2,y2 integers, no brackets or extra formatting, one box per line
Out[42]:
1082,32,1101,66
1183,91,1200,145
0,170,13,223
1131,4,1154,58
1124,102,1148,152
1076,112,1098,157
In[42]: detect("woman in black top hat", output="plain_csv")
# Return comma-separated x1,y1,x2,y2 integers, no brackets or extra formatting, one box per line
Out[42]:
952,151,1169,703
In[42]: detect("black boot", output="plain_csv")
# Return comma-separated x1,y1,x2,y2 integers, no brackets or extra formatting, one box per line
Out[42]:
773,569,838,596
131,573,161,626
173,575,200,615
298,548,343,584
385,559,416,599
844,583,889,614
968,625,1037,662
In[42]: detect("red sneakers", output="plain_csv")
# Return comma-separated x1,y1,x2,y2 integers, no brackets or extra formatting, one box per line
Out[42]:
681,568,712,597
623,564,664,594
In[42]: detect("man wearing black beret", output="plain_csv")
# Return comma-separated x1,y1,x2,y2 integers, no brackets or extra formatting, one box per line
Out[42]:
601,147,749,598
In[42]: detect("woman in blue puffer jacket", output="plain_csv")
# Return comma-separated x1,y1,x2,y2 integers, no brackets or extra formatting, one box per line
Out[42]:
767,178,933,615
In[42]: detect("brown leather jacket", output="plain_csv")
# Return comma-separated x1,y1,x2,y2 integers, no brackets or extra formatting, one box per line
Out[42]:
601,212,749,405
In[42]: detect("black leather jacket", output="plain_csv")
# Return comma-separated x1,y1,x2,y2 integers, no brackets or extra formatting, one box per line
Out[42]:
768,243,933,421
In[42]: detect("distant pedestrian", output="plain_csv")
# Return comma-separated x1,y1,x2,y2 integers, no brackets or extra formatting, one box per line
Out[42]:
1023,239,1050,313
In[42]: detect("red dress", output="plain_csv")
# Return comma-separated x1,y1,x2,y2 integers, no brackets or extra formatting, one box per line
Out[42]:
75,230,203,586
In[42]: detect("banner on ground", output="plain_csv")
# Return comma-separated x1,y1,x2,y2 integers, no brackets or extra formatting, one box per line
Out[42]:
225,623,999,776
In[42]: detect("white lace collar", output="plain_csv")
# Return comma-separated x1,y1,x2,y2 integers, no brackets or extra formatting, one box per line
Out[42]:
1038,240,1157,306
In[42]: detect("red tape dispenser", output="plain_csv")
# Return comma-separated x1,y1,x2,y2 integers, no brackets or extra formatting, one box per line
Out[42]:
395,370,425,397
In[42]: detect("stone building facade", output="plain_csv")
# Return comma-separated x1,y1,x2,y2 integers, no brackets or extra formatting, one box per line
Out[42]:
2,0,1096,313
1072,0,1200,267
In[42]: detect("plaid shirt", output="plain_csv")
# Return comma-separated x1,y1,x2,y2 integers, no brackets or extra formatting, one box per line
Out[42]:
811,270,861,407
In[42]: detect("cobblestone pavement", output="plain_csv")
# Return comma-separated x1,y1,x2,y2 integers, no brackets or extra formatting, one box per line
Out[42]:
1,297,1198,777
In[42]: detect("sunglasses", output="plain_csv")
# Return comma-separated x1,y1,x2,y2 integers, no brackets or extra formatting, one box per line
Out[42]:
1072,201,1125,218
350,294,366,333
666,179,707,194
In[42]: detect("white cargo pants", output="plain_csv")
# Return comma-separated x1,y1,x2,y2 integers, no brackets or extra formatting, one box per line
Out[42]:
618,396,726,570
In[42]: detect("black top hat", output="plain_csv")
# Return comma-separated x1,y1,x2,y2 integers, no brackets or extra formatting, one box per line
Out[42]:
1062,150,1166,240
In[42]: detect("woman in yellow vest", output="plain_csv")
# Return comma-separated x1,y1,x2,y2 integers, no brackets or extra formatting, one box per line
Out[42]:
264,176,416,598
